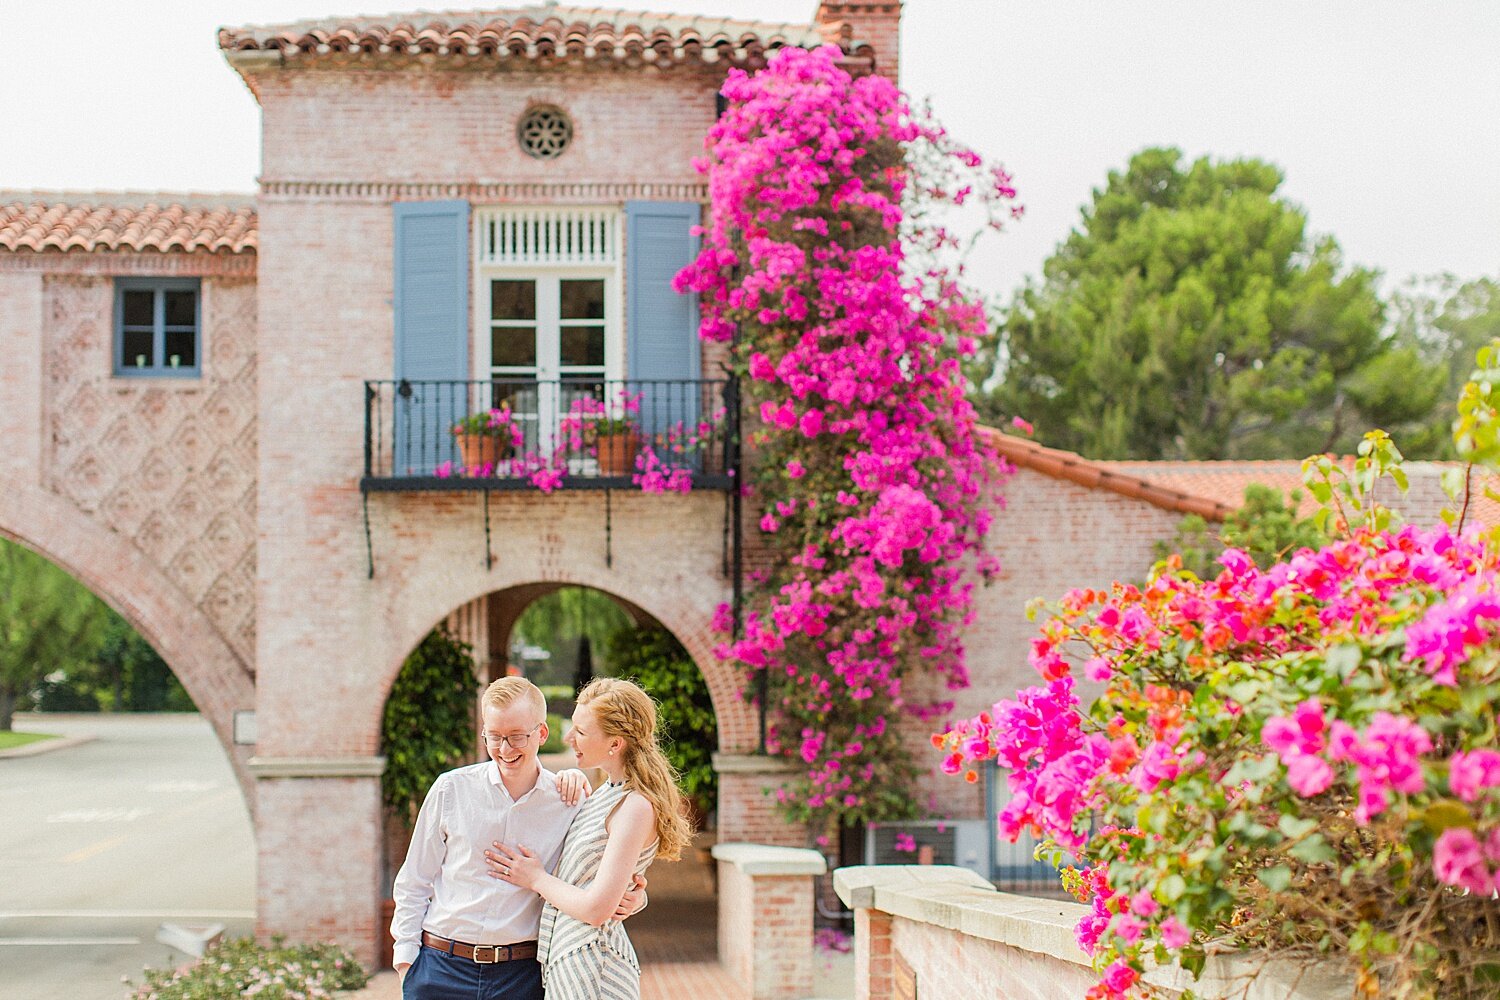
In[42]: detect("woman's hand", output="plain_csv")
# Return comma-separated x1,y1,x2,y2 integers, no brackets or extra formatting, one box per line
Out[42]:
485,842,544,889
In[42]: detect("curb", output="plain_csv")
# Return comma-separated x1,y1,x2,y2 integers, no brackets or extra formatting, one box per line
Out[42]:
0,733,97,759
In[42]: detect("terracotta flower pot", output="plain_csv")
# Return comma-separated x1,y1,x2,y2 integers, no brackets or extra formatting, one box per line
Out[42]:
456,432,510,472
596,431,640,475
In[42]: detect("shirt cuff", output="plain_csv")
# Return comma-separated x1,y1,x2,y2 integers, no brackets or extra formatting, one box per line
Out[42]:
393,941,421,969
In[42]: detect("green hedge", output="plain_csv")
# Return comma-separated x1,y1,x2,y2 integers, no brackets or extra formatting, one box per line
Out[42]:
380,627,479,828
605,624,717,822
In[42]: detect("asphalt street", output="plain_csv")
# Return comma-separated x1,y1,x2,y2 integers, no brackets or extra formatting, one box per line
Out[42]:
0,714,255,1000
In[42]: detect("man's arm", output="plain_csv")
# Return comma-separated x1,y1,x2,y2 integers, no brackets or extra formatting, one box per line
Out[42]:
391,778,447,976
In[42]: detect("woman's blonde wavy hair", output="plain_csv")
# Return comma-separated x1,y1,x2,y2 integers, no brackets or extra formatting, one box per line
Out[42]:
577,677,692,861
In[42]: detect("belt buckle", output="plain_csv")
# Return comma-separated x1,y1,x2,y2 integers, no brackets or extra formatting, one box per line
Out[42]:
472,944,502,964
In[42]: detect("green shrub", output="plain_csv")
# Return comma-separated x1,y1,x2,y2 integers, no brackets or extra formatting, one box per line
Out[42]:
538,684,575,704
1154,482,1328,579
541,712,567,754
381,627,479,828
605,624,717,822
129,936,367,998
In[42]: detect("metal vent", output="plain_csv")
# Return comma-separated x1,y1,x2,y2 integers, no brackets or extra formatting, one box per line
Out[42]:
476,207,619,266
518,105,573,160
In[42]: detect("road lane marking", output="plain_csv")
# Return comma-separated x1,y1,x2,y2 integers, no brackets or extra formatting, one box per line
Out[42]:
0,910,255,919
145,780,218,793
45,808,150,823
61,835,128,863
0,936,141,945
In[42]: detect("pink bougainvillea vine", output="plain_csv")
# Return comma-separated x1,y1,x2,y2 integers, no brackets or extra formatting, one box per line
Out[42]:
675,44,1020,830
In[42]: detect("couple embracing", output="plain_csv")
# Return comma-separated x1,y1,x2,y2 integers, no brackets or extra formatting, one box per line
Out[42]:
392,675,691,1000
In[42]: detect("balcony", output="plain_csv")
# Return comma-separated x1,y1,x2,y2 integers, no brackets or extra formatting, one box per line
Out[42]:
361,377,739,493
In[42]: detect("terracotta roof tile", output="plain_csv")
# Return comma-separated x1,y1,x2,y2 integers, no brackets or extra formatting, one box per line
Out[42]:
218,6,846,67
982,429,1500,530
979,427,1235,521
0,193,257,255
1103,459,1500,530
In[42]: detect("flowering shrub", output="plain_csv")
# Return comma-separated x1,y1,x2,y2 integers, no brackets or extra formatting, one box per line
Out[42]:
128,937,367,999
676,45,1019,832
939,410,1500,997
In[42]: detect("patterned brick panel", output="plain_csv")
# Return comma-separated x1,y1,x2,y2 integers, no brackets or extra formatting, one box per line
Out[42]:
43,274,258,672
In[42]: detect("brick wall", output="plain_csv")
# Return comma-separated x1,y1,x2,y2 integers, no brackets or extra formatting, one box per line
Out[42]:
816,2,904,81
0,260,258,803
911,466,1185,820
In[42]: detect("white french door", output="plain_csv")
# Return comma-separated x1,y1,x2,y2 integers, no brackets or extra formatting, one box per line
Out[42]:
481,271,618,457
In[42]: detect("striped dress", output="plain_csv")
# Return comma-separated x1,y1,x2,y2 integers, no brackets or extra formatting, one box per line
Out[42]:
538,780,658,1000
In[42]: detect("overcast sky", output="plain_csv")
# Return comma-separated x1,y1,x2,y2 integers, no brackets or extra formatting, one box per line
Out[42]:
2,1,1496,304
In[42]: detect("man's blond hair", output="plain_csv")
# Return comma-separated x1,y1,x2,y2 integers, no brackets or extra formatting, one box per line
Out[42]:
482,676,547,722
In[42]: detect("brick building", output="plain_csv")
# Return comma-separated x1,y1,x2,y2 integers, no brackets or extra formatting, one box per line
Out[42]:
3,0,1477,970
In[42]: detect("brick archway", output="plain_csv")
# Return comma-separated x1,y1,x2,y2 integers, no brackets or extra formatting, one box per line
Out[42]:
381,569,756,757
0,481,256,805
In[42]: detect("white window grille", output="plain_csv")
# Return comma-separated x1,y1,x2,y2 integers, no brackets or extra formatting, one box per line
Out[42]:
476,207,619,267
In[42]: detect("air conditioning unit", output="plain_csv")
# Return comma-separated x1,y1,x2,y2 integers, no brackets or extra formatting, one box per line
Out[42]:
863,819,992,878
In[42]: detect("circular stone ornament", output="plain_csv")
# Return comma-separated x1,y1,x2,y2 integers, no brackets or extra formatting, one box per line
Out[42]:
518,106,573,160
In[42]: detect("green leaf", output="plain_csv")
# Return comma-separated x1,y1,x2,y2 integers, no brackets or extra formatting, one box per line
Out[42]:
1257,865,1292,892
1288,834,1336,865
1417,799,1476,834
1277,815,1319,840
1158,874,1187,902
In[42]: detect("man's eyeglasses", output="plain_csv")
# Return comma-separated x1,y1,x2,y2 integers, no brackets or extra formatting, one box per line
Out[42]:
482,723,542,749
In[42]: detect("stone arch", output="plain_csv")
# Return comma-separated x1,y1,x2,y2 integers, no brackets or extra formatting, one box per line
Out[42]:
373,565,754,757
0,482,256,806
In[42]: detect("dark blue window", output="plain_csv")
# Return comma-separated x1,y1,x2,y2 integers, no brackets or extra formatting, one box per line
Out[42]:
114,278,201,377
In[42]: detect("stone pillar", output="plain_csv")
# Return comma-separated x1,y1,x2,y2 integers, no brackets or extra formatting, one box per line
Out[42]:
711,843,827,1000
712,753,807,846
854,907,895,1000
250,757,386,969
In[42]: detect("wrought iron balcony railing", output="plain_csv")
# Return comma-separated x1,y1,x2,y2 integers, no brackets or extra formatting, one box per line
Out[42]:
361,377,739,492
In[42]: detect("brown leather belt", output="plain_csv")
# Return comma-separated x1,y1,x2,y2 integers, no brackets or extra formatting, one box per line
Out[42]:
421,931,538,964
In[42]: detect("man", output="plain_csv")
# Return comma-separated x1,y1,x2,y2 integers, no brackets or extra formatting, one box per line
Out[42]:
393,676,644,999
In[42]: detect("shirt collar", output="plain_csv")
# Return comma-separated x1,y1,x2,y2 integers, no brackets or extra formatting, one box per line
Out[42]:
487,760,558,804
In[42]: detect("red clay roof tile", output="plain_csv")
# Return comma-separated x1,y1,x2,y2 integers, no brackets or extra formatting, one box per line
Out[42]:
0,193,257,255
983,429,1500,531
218,6,852,68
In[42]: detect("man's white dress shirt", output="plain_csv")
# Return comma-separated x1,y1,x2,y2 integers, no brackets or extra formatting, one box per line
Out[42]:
391,761,580,968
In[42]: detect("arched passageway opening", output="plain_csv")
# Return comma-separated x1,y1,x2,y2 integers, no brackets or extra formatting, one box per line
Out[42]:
375,582,729,970
0,537,255,998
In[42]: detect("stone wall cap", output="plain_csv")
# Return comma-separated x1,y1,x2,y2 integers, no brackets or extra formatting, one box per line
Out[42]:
711,842,827,876
710,752,801,775
248,755,386,778
835,864,1356,999
834,864,1090,966
833,864,992,910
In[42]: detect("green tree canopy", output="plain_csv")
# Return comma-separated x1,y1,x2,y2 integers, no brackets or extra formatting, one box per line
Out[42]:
976,147,1444,459
1387,273,1500,458
0,539,108,730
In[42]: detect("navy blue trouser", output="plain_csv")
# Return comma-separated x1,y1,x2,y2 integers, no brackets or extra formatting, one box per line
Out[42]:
402,944,545,1000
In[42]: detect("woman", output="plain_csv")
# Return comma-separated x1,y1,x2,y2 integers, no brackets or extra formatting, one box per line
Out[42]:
486,677,691,1000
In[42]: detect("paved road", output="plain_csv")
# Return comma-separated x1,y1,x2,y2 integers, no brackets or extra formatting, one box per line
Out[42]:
0,713,254,1000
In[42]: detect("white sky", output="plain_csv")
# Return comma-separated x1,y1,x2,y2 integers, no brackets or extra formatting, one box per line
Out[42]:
2,0,1497,304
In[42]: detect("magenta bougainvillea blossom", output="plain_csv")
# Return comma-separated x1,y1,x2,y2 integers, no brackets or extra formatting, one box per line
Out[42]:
940,502,1500,997
677,44,1018,829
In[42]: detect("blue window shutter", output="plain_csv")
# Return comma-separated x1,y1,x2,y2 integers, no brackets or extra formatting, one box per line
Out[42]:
393,200,469,474
625,200,701,448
